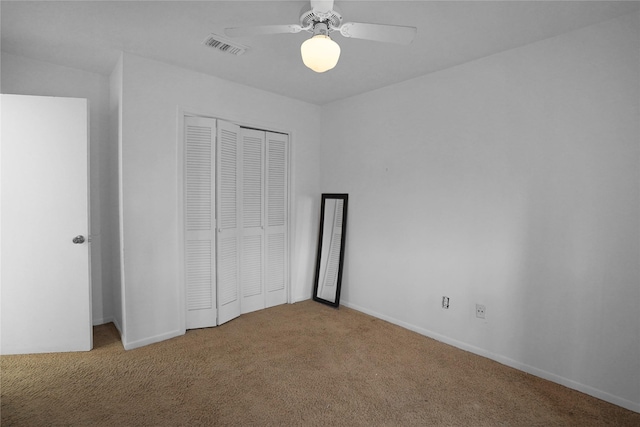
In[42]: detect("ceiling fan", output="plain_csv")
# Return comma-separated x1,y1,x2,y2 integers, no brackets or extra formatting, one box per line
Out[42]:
223,0,417,73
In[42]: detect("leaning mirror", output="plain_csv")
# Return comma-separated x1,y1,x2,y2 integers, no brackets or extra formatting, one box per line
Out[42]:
313,193,348,307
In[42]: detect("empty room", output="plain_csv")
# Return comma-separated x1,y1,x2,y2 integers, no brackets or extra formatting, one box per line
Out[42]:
1,1,639,425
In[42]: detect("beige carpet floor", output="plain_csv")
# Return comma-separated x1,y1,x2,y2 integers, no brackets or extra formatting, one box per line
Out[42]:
2,300,639,426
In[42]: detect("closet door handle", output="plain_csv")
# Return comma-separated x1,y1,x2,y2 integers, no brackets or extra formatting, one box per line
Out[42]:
72,235,85,244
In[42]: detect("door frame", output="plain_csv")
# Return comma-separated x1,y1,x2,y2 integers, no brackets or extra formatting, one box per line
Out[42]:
176,107,293,333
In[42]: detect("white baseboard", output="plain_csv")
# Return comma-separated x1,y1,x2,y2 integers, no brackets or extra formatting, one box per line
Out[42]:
122,329,184,351
92,316,114,326
341,300,639,414
293,295,312,304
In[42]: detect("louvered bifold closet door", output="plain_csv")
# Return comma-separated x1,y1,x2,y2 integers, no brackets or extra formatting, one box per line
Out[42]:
216,120,242,325
265,132,289,307
185,117,217,329
240,129,266,314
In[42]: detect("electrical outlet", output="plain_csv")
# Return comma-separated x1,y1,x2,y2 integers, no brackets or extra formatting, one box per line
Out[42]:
442,296,449,309
476,304,486,319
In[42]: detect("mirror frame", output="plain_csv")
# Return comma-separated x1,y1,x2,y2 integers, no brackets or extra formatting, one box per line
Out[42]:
312,193,348,308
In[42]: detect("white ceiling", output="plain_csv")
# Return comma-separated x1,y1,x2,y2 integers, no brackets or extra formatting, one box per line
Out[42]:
2,1,638,105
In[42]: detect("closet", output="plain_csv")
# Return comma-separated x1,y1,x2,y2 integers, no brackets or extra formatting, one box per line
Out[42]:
184,117,289,329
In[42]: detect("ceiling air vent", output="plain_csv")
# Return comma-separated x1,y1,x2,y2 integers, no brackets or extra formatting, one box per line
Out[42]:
202,33,248,56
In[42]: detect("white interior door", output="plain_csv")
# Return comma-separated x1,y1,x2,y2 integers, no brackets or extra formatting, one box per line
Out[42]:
240,128,265,314
265,132,288,308
216,119,241,325
239,129,289,312
1,94,92,355
183,118,288,326
184,116,217,329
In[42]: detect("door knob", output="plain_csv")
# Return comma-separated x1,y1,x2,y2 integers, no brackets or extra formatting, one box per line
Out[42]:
72,235,85,244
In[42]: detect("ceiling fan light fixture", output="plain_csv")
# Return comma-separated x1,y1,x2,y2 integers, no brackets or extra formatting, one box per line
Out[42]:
301,34,340,73
223,1,417,73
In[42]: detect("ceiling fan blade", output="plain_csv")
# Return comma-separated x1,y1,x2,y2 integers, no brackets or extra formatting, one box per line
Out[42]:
224,24,303,38
310,0,334,14
339,22,417,45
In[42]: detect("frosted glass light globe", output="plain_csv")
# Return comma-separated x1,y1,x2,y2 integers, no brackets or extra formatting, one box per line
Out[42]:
300,35,341,73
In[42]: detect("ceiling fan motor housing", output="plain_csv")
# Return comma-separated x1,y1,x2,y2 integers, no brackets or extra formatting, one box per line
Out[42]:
300,6,342,33
311,22,330,37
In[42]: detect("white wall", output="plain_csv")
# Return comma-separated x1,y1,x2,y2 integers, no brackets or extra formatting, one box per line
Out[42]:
109,55,124,336
321,11,640,411
1,52,116,326
119,53,321,349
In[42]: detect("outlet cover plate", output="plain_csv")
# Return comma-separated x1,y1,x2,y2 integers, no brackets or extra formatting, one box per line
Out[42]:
476,304,486,319
442,296,449,309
